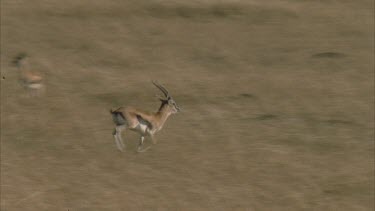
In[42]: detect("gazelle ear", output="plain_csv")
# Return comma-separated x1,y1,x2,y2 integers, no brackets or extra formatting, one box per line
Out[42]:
155,94,165,101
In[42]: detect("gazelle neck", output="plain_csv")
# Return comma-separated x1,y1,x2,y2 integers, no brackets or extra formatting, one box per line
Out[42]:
155,102,173,129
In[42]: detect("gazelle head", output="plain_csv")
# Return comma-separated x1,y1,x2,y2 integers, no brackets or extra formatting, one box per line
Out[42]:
153,81,180,113
12,53,29,68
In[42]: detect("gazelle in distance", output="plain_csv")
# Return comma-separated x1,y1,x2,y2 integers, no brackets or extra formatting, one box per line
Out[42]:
12,53,45,96
110,81,180,152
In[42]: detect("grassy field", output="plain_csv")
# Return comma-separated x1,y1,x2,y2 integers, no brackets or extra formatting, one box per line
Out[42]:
1,0,374,210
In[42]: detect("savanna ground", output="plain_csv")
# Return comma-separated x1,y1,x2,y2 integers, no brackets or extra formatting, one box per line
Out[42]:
1,0,374,210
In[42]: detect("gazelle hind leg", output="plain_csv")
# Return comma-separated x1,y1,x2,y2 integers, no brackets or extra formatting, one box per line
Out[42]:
114,136,124,152
114,125,126,151
116,130,126,150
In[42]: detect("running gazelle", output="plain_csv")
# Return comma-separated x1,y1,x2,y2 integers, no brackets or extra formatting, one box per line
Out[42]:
12,53,45,95
110,81,180,152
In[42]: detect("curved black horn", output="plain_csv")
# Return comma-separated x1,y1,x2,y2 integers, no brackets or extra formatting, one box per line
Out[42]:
152,81,169,97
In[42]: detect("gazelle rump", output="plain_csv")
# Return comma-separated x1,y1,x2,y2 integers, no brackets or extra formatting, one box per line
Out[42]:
110,81,180,152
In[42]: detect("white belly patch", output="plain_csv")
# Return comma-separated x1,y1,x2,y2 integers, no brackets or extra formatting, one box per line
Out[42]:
136,123,148,134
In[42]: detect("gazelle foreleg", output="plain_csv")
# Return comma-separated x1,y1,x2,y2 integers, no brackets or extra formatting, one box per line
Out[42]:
150,135,157,145
113,125,126,151
137,135,152,153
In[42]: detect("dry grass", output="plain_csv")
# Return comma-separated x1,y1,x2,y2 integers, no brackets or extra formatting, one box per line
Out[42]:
1,0,374,210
